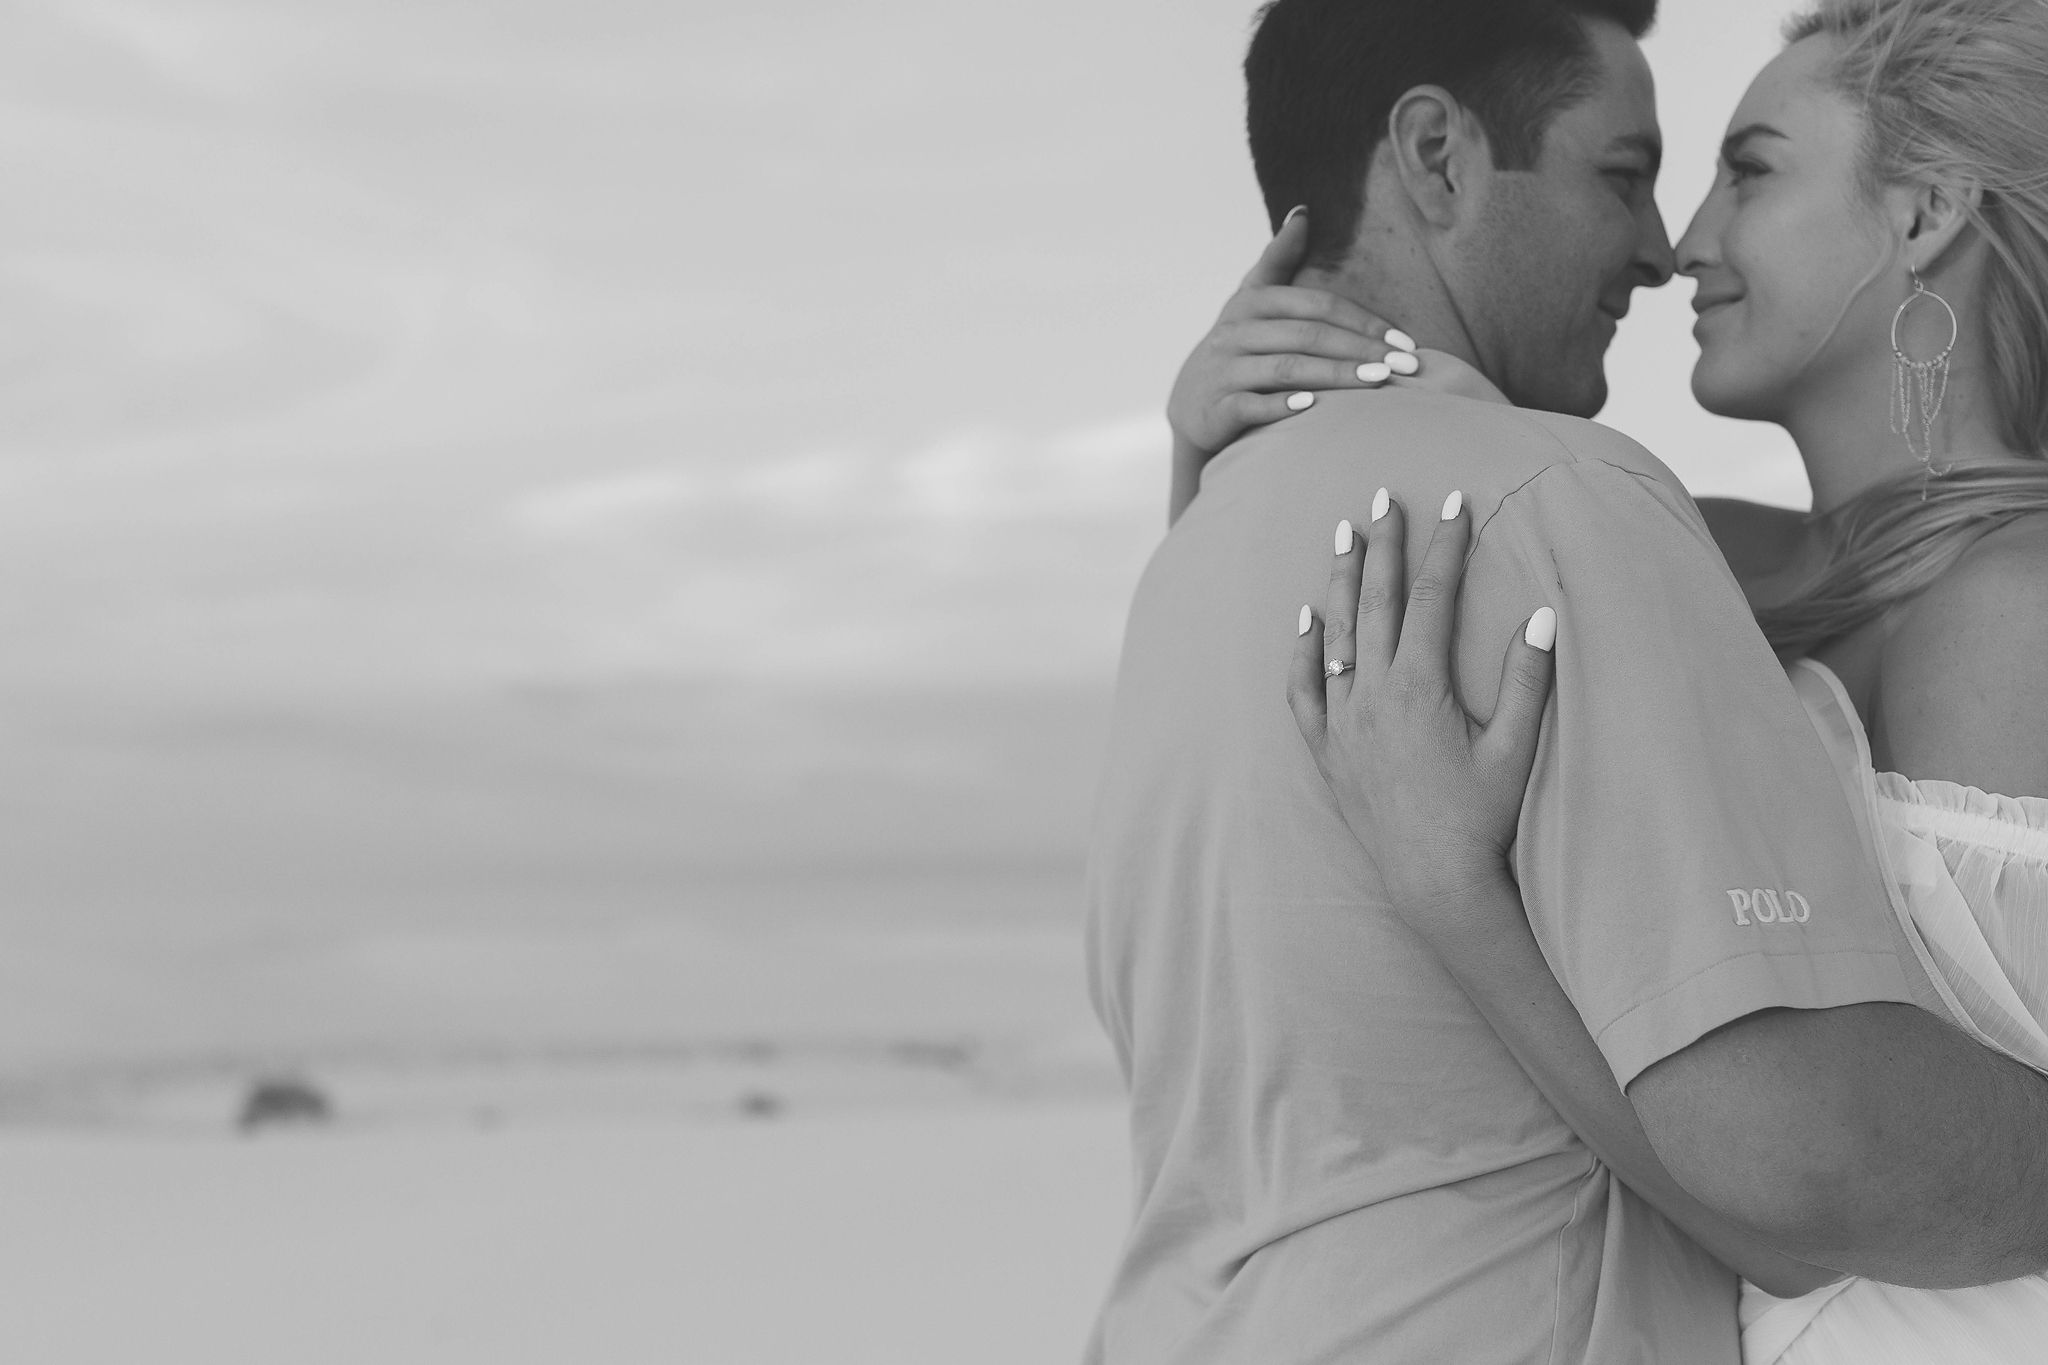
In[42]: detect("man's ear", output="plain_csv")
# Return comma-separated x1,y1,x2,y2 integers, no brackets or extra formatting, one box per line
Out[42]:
1386,86,1487,230
1899,177,1983,277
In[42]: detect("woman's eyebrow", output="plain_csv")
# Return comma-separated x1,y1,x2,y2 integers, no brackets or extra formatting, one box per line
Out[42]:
1720,122,1789,161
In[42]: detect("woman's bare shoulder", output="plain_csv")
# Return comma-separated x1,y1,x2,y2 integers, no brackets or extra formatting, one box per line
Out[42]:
1695,497,1808,584
1875,516,2048,797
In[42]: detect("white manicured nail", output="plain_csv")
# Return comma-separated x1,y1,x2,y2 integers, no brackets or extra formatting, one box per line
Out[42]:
1386,351,1419,376
1357,362,1390,384
1441,490,1463,521
1384,329,1417,353
1283,204,1307,226
1287,391,1315,412
1334,520,1354,555
1299,604,1313,636
1525,606,1557,652
1371,487,1389,522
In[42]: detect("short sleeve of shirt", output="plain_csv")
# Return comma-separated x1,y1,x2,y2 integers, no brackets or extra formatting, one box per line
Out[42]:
1488,453,1916,1089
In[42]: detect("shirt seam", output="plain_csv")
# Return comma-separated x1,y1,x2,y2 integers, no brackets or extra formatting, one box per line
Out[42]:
1469,442,1682,561
1461,404,1585,551
1590,945,1905,1052
1547,1153,1598,1365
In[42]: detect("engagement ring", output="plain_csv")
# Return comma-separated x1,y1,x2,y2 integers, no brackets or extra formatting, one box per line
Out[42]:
1325,659,1353,678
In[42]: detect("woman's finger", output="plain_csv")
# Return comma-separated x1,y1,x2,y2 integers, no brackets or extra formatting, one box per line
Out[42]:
1322,514,1368,702
1231,353,1390,393
1354,489,1405,676
1228,318,1383,366
1390,491,1473,688
1240,206,1312,290
1227,318,1424,382
1226,286,1418,359
1286,603,1329,747
1475,607,1558,789
1219,389,1321,437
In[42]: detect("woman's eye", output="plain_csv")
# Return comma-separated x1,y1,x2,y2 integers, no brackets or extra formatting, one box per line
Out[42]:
1726,159,1767,186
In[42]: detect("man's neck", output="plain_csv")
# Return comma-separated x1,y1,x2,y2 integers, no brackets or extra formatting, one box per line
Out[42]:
1294,248,1485,376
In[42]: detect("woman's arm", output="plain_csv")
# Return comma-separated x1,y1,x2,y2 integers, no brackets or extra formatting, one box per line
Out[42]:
1169,430,1211,529
1166,208,1415,525
1286,496,1840,1298
1415,873,1840,1298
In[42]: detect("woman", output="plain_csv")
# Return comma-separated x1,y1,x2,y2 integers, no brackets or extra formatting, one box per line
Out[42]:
1175,1,2048,1360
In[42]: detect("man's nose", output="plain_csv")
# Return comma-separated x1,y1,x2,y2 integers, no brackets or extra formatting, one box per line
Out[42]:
1636,202,1677,288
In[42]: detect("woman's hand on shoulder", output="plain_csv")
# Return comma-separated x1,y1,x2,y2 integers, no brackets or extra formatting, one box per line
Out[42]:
1286,492,1557,945
1168,208,1418,461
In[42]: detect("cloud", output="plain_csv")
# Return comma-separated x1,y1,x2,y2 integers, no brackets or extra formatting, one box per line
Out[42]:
501,414,1167,688
507,469,707,539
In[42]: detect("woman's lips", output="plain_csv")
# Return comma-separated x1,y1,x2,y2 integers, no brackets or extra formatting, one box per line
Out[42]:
1691,297,1740,333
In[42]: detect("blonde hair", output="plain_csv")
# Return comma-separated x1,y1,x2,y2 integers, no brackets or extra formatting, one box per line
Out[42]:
1762,0,2048,655
1755,464,2048,655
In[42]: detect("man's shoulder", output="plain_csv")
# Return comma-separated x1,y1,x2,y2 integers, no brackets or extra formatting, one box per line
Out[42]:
1217,386,1683,499
1508,407,1686,494
1179,388,1705,592
1239,384,1577,463
1472,410,1711,561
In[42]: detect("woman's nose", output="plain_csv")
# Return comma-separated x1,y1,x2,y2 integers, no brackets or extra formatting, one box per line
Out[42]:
1675,193,1724,278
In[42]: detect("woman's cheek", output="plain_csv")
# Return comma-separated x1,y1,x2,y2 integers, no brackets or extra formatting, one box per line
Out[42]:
1716,230,1793,391
1694,302,1788,418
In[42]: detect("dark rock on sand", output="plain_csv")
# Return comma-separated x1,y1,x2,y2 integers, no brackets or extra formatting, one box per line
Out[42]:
238,1076,333,1131
737,1090,784,1119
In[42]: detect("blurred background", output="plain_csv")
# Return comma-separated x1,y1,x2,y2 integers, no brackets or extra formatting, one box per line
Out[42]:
0,1,1811,1361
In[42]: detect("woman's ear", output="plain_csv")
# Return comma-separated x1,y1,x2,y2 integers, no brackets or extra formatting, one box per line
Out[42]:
1902,178,1984,276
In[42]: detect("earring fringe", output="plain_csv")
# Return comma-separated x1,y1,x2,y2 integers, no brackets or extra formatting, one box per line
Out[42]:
1889,272,1958,498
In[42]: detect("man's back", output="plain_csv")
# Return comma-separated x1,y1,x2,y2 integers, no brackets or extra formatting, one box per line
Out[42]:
1086,384,1914,1362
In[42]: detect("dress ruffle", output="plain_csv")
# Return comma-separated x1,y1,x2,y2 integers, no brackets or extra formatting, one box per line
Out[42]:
1872,772,2048,866
1743,662,2048,1365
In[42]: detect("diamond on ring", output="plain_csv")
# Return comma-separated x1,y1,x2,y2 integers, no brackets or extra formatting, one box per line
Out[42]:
1325,659,1353,678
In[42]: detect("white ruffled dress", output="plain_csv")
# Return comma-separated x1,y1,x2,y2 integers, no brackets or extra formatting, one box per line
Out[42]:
1740,660,2048,1365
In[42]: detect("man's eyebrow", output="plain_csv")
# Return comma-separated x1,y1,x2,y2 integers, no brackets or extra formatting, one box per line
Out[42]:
1606,132,1662,175
1720,122,1789,161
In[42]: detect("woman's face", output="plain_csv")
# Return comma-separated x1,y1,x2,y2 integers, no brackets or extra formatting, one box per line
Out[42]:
1679,36,1903,422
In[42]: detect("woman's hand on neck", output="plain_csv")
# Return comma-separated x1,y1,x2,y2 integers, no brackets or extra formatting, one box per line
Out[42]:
1293,255,1484,379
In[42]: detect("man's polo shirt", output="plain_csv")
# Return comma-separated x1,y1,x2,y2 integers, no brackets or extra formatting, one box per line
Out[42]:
1083,375,1917,1363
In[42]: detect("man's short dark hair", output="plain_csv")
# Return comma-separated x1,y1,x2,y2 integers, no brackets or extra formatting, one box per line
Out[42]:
1246,0,1657,265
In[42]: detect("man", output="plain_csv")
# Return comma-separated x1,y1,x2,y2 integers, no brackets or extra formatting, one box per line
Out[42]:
1084,1,2048,1361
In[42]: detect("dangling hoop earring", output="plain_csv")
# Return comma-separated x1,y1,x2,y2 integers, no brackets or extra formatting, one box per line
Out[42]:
1889,269,1958,487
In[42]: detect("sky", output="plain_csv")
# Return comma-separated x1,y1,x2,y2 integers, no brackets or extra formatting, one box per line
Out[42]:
0,0,1814,1067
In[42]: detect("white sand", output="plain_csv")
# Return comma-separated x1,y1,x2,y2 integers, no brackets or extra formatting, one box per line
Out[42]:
0,1099,1128,1365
